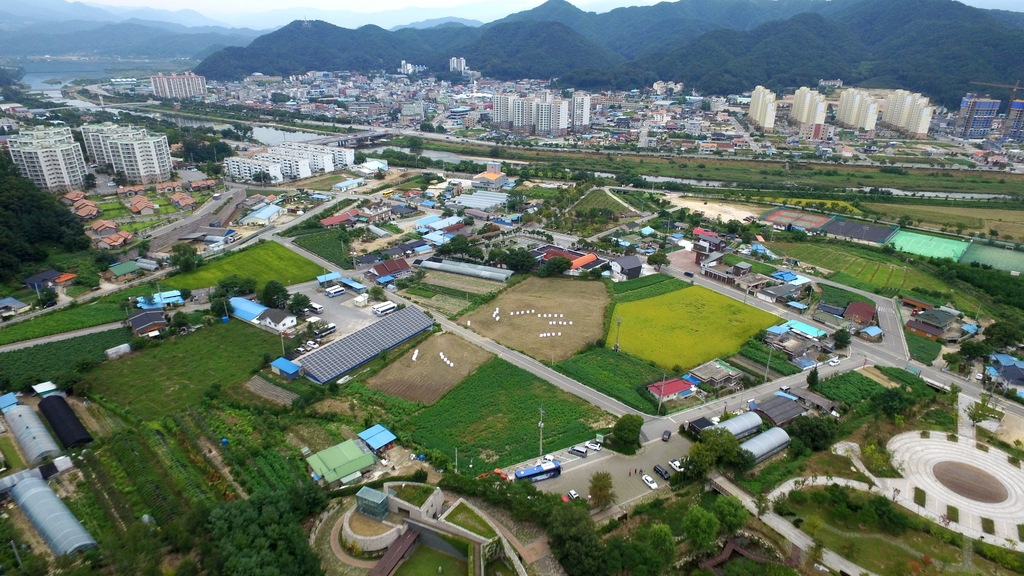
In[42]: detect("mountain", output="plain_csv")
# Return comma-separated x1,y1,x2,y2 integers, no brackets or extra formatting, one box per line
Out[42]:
988,9,1024,28
91,6,230,28
391,17,483,31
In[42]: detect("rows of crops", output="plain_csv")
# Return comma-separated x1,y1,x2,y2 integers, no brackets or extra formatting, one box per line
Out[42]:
614,278,691,303
107,432,183,525
612,273,673,294
294,231,354,269
555,348,663,413
736,340,801,376
875,366,938,403
819,284,873,308
0,328,131,390
814,372,885,405
142,425,216,503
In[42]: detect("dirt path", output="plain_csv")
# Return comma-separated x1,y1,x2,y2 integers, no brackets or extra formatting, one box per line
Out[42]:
329,507,379,569
198,437,248,498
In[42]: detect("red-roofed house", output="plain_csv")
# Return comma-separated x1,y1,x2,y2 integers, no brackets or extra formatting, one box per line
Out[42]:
370,258,412,278
320,209,360,228
843,301,876,325
90,220,119,237
53,273,77,285
153,181,183,194
170,192,196,210
117,185,146,197
692,227,718,238
98,230,134,249
647,378,695,401
570,253,597,269
129,195,156,215
61,190,85,205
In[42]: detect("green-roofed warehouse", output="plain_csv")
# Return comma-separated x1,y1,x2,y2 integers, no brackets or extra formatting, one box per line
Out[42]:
306,440,377,488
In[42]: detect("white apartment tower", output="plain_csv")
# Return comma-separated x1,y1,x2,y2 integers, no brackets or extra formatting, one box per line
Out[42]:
572,92,591,132
150,72,207,99
749,86,777,132
882,90,934,138
449,57,467,73
8,126,87,192
791,87,827,125
224,157,283,183
253,152,312,179
277,142,353,168
533,96,569,137
80,123,172,184
269,146,334,173
837,88,878,131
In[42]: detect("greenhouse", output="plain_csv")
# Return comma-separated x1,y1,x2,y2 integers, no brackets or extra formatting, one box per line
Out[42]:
711,412,763,440
739,427,791,464
6,405,61,466
11,477,96,556
38,396,93,449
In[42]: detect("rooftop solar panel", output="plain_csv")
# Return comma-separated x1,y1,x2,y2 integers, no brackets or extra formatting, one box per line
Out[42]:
298,306,434,383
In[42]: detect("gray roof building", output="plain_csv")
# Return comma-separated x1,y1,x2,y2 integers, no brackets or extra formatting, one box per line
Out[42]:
6,405,61,466
12,477,96,556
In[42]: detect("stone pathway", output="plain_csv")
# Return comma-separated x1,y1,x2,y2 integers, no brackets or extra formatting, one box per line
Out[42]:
957,393,976,441
329,506,379,569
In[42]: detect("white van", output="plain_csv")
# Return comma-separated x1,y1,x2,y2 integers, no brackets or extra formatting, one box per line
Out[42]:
568,445,588,458
308,302,324,314
325,286,346,298
371,301,397,316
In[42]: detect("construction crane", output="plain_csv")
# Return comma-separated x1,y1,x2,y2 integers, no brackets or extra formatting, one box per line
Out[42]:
970,80,1022,136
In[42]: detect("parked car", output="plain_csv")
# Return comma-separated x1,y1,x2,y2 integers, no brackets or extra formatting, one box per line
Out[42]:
653,464,671,481
306,340,319,349
976,373,984,380
641,474,658,490
585,441,602,451
779,385,792,392
669,459,684,473
568,490,580,500
543,454,555,463
683,271,694,277
828,357,841,367
661,430,671,442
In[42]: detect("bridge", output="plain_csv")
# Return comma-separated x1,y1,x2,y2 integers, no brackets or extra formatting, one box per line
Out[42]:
305,131,392,147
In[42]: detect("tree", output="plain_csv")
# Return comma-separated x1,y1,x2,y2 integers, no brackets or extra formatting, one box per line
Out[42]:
943,352,964,371
210,295,233,317
260,280,290,309
369,286,386,301
833,328,851,349
83,173,96,190
538,256,572,277
612,414,644,448
170,243,198,273
713,496,749,535
546,505,605,576
875,387,911,417
647,251,669,270
681,506,720,552
288,292,311,316
983,321,1022,349
252,170,272,185
753,493,770,518
806,366,819,388
634,523,675,570
504,247,537,274
959,339,993,361
588,471,616,510
419,121,434,133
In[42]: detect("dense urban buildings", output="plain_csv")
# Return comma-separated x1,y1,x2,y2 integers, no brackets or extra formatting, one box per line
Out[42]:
80,123,172,184
277,142,354,168
955,93,1001,139
149,72,207,99
748,86,777,132
881,90,934,138
836,88,878,131
7,126,87,192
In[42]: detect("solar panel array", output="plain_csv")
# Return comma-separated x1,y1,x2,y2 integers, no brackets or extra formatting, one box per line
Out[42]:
299,306,434,383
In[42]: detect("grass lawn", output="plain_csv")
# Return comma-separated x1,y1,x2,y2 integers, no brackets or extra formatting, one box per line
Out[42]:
554,348,663,413
393,545,466,576
723,254,777,275
445,502,497,539
405,358,605,467
572,189,632,213
392,484,435,507
0,436,25,472
905,329,942,366
163,242,322,291
607,285,778,371
85,321,282,421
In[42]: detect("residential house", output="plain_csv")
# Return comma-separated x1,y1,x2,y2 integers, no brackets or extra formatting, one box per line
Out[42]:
129,196,156,216
693,236,728,263
104,261,140,283
89,220,120,238
320,209,360,228
859,326,884,342
258,309,297,333
153,181,183,194
689,359,741,388
61,190,85,205
116,185,146,198
901,296,935,311
844,301,876,325
23,269,61,290
185,179,217,192
74,199,99,220
647,378,696,401
370,258,412,280
127,310,167,336
97,230,134,249
817,303,846,317
358,201,394,223
611,255,643,280
757,283,802,304
906,319,944,341
170,192,196,210
0,297,30,316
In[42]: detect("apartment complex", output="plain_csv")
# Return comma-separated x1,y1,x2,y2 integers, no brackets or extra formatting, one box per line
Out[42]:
449,57,467,73
790,87,827,125
748,86,777,132
276,142,354,168
491,92,571,135
880,90,934,138
253,152,312,179
836,88,878,131
224,157,284,183
80,123,172,184
571,92,591,133
955,93,1001,139
7,126,87,192
1007,100,1024,142
269,146,334,172
150,72,207,99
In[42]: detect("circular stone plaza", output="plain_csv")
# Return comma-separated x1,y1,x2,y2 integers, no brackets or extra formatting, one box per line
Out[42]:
886,432,1024,543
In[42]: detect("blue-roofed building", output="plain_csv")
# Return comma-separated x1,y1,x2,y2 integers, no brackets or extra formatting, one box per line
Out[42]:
311,193,332,200
423,231,449,245
987,366,1001,379
961,324,980,335
786,301,808,312
136,290,184,309
991,353,1019,368
771,271,798,282
331,178,365,192
317,272,342,285
640,226,656,236
766,325,789,336
340,278,367,294
270,357,302,380
358,424,397,452
0,296,30,316
859,325,884,342
240,204,282,226
0,392,19,414
229,297,268,323
416,215,441,227
782,320,828,340
421,200,436,208
376,275,395,285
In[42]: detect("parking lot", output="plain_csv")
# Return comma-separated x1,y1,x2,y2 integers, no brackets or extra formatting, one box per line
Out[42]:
289,280,378,341
522,432,693,506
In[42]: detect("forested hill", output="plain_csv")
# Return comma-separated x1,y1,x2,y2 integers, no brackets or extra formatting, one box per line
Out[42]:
195,0,1024,108
0,155,89,284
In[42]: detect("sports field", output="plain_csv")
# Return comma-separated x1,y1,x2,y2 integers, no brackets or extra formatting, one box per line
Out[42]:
889,231,969,260
961,243,1024,273
761,207,832,230
606,285,778,371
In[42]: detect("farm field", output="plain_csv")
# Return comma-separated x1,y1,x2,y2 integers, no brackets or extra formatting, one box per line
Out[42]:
366,333,494,404
462,278,608,362
85,321,283,421
405,358,607,466
905,329,942,366
554,348,664,413
421,270,505,295
607,285,778,371
814,371,885,405
572,189,634,213
0,328,131,390
0,286,153,346
163,242,322,290
723,254,776,275
863,203,1024,238
293,231,354,270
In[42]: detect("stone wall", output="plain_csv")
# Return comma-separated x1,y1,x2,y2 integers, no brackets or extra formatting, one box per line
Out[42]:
341,505,406,552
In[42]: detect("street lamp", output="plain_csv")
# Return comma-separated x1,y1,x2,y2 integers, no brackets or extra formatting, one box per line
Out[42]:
538,406,545,458
614,317,623,352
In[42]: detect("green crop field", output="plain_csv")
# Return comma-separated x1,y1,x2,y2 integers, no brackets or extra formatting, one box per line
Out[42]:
164,242,322,290
815,371,885,405
555,348,664,413
819,285,872,308
572,190,629,213
0,285,154,346
85,321,283,421
405,358,605,466
905,329,942,366
723,254,777,275
293,231,354,269
0,328,131,390
606,285,778,371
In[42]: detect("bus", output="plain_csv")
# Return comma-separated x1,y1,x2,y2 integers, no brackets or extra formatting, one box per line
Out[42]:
325,286,346,298
514,461,561,483
371,301,397,317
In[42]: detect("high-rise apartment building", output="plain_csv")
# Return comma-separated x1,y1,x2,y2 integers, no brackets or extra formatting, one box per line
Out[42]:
533,95,569,137
791,87,827,125
224,157,283,183
80,123,172,184
572,92,591,132
269,146,334,173
880,90,934,139
449,57,467,73
254,152,312,179
8,126,87,192
277,142,354,168
1006,100,1024,142
955,93,1001,139
836,88,878,131
150,72,207,99
491,92,573,135
748,86,777,132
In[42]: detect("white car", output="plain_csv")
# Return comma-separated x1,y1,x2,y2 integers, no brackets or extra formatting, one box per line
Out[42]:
585,441,602,451
543,454,555,463
641,474,658,490
568,489,579,500
669,459,684,473
306,340,320,349
828,357,841,367
976,373,984,380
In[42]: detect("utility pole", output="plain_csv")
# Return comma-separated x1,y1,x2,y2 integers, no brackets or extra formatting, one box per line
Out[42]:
538,406,546,458
657,372,666,415
764,345,775,384
614,317,623,352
